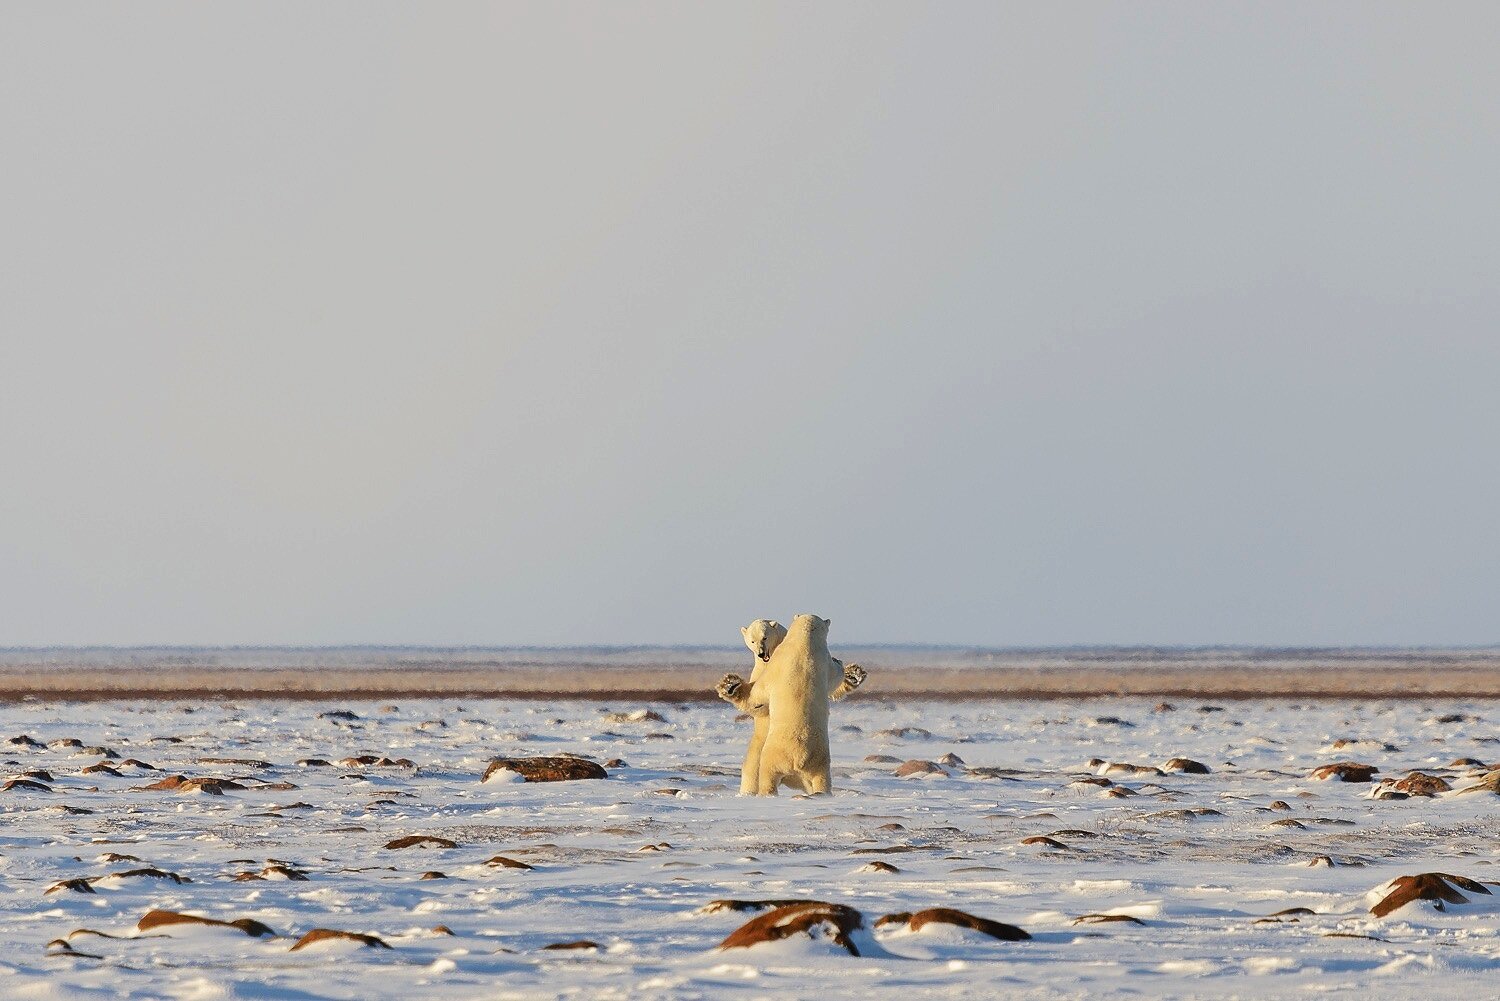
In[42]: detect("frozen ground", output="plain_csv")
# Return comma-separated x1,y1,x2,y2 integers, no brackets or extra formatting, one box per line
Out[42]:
2,694,1498,1000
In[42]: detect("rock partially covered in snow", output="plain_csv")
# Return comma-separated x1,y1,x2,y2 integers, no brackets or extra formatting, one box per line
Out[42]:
1369,873,1496,918
482,757,607,783
876,907,1030,941
719,901,869,956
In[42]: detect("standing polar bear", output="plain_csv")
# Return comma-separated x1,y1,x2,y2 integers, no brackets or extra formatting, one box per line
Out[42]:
718,618,865,795
718,613,855,795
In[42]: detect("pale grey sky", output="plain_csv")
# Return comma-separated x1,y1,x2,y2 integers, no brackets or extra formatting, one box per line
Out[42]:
2,3,1497,647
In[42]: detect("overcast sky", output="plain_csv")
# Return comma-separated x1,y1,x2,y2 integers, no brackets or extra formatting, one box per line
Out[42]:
2,3,1497,647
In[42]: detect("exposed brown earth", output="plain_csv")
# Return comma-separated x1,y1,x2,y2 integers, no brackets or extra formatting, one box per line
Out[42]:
482,757,607,782
138,775,246,794
1385,773,1451,796
720,902,865,956
45,878,95,895
541,940,600,950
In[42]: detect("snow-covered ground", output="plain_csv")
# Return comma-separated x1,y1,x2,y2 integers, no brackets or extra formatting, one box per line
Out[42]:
2,695,1497,999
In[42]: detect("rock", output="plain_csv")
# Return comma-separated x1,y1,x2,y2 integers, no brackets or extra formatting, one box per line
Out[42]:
1448,757,1487,768
339,755,414,768
19,769,54,782
318,710,360,721
289,928,390,951
1092,716,1134,727
383,835,459,850
2,778,52,792
863,754,901,764
603,710,666,723
1455,770,1500,795
877,908,1029,941
1162,758,1211,774
259,864,309,881
1153,702,1176,712
1370,873,1494,918
138,775,245,794
198,757,272,768
719,901,866,956
1021,836,1070,850
482,757,607,783
119,759,157,770
49,738,84,748
1382,772,1450,797
45,878,96,895
1269,800,1292,811
603,759,627,768
541,940,599,951
1268,818,1305,829
938,752,966,767
1101,762,1163,777
80,763,121,776
484,855,534,870
874,727,932,740
698,898,823,915
1072,913,1144,926
1309,762,1379,782
419,871,447,880
104,867,190,884
297,759,332,767
894,759,947,777
137,910,275,937
858,861,900,873
6,735,43,748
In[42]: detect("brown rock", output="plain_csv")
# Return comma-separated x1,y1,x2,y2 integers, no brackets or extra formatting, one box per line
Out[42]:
6,734,43,747
420,871,447,880
431,925,454,935
938,753,966,767
603,759,628,768
698,898,823,915
1455,770,1500,795
297,758,332,767
20,769,55,782
2,778,51,792
1370,873,1494,918
139,775,245,794
289,928,391,951
45,878,96,895
1386,773,1450,797
482,757,607,783
541,940,600,951
884,907,1030,941
875,727,932,740
1163,758,1211,774
858,861,900,873
1448,757,1487,768
107,868,190,884
119,759,157,770
383,835,459,850
1072,913,1144,926
137,910,275,937
894,759,947,777
1021,836,1071,849
863,754,901,764
719,901,865,956
484,855,534,870
81,763,121,776
1309,762,1379,782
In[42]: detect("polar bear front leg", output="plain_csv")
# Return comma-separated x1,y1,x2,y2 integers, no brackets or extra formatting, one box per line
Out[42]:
739,714,769,795
829,662,866,702
717,674,769,716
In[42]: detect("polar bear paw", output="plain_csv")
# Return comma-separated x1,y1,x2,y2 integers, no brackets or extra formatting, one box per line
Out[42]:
716,674,745,702
843,663,867,690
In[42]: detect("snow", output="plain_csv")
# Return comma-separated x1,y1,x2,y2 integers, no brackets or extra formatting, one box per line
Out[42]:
0,695,1497,999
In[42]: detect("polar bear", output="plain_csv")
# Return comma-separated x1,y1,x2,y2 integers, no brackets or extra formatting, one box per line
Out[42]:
718,619,865,795
724,613,840,795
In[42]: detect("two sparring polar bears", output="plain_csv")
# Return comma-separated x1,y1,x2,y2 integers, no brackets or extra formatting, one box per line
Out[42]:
716,614,864,795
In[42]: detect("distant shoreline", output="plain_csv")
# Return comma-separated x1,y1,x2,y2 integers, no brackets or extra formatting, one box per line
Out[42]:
4,649,1500,700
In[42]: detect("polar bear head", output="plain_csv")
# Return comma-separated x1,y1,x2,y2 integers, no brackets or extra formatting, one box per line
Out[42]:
786,613,831,645
740,619,788,662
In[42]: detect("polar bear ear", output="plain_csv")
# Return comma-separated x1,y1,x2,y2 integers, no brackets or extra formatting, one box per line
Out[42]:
740,625,752,641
